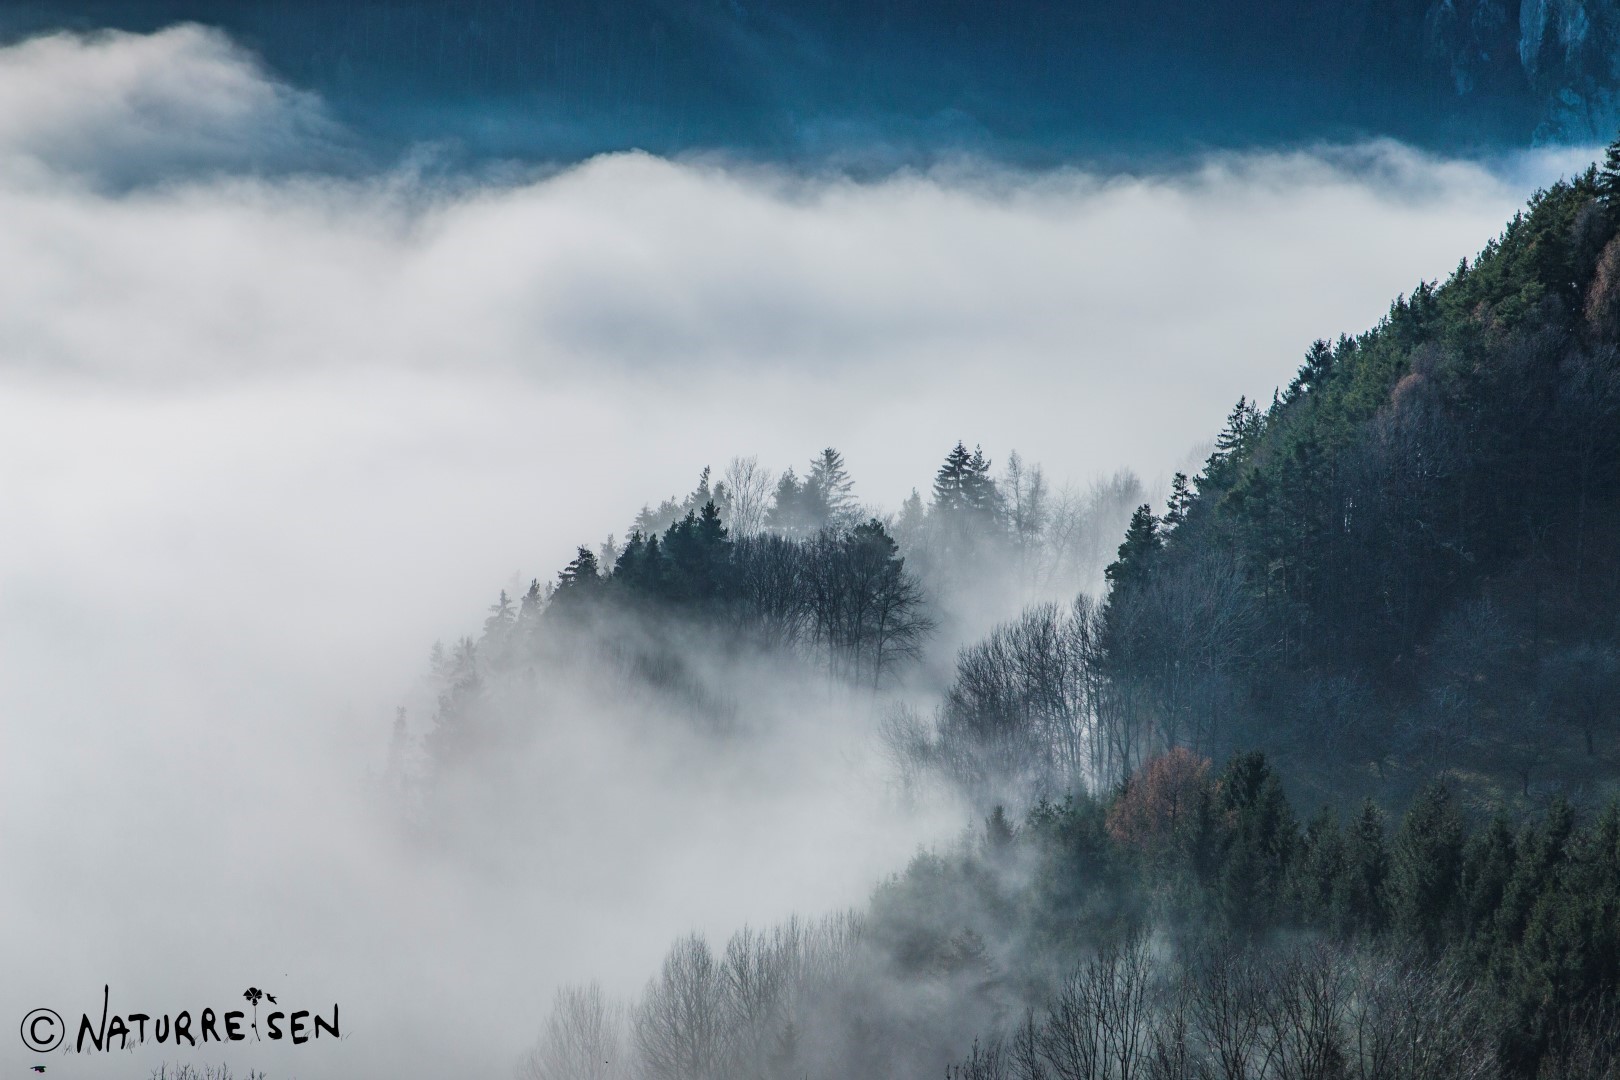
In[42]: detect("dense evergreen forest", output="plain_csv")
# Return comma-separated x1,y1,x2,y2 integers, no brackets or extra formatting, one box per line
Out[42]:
406,142,1620,1078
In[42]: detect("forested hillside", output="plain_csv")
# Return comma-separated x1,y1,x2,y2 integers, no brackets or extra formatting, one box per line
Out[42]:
877,148,1620,817
410,145,1620,1080
1085,151,1620,806
410,450,1138,789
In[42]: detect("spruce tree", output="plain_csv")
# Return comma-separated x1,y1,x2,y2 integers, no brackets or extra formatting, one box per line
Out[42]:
552,547,603,612
1389,781,1465,955
1290,806,1345,927
1162,473,1194,533
1285,339,1335,401
1334,799,1390,937
1493,799,1575,959
931,442,975,515
808,447,856,525
1597,131,1620,203
1104,505,1162,589
1211,752,1297,936
963,446,999,520
1456,812,1517,965
766,469,805,536
483,588,515,639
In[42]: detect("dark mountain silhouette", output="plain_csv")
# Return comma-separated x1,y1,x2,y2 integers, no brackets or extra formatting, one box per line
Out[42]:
10,1,1620,164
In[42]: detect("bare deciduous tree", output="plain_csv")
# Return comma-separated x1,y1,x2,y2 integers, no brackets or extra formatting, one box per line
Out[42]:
634,934,730,1080
723,456,775,538
521,983,630,1080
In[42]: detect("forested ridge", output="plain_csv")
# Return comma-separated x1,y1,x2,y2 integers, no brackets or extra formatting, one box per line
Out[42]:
1086,150,1620,807
406,146,1620,1079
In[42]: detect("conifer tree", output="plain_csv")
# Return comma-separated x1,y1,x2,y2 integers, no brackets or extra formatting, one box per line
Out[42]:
1104,505,1162,589
1334,799,1389,937
1285,339,1335,401
519,578,543,619
1290,805,1345,926
766,469,806,536
808,447,856,525
1390,781,1465,955
612,531,651,594
1162,473,1194,533
551,547,604,615
931,442,976,515
1493,799,1575,957
893,488,926,549
964,446,998,519
1597,131,1620,203
1456,812,1517,962
1211,752,1296,936
480,589,517,667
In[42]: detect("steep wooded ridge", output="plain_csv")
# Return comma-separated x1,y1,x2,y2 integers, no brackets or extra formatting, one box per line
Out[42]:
1092,154,1620,805
17,1,1620,160
484,151,1620,1080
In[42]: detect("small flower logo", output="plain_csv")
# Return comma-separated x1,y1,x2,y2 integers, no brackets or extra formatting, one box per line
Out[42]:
243,987,266,1040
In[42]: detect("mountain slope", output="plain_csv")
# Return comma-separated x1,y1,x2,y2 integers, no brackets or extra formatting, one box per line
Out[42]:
1099,156,1620,803
7,1,1620,162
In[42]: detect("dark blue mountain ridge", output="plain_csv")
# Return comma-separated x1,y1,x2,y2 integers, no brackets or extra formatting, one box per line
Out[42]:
4,0,1619,165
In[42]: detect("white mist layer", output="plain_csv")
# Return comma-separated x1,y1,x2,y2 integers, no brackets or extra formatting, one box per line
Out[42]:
0,23,1599,1080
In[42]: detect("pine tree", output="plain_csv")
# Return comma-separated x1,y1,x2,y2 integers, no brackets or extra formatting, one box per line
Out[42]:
964,445,999,519
513,577,545,651
519,577,544,619
481,589,516,666
1389,781,1465,955
483,588,514,638
1211,752,1297,936
766,469,806,536
1215,396,1263,455
1290,805,1344,927
551,546,603,613
926,442,1008,578
1285,339,1335,401
425,636,485,773
931,442,976,514
612,531,651,594
1334,800,1389,937
1493,799,1575,959
1199,396,1264,491
660,502,733,603
640,532,667,597
1104,505,1162,590
1163,472,1194,533
1456,812,1516,965
808,447,856,525
1597,131,1620,203
893,487,926,549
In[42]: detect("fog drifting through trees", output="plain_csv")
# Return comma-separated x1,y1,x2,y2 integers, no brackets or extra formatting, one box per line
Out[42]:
1,25,1608,1080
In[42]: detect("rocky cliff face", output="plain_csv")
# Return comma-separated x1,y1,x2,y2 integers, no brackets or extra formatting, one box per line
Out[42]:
1426,0,1620,140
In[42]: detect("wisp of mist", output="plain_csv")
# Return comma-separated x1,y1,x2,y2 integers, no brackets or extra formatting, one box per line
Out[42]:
0,23,1594,1079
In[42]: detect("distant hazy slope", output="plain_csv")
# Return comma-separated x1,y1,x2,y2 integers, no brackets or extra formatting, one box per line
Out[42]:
4,0,1620,162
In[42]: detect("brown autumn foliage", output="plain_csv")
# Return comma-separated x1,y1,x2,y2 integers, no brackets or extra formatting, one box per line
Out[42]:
1585,232,1620,341
1105,746,1213,853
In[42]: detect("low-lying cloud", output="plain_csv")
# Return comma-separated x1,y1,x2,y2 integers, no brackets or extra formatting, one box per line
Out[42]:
0,24,1600,1080
0,24,337,187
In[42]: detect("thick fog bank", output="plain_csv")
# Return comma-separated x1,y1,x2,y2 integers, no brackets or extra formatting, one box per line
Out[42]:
0,25,1599,1080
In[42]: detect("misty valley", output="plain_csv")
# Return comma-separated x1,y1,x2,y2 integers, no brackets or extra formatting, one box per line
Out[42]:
392,161,1620,1078
6,12,1620,1080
